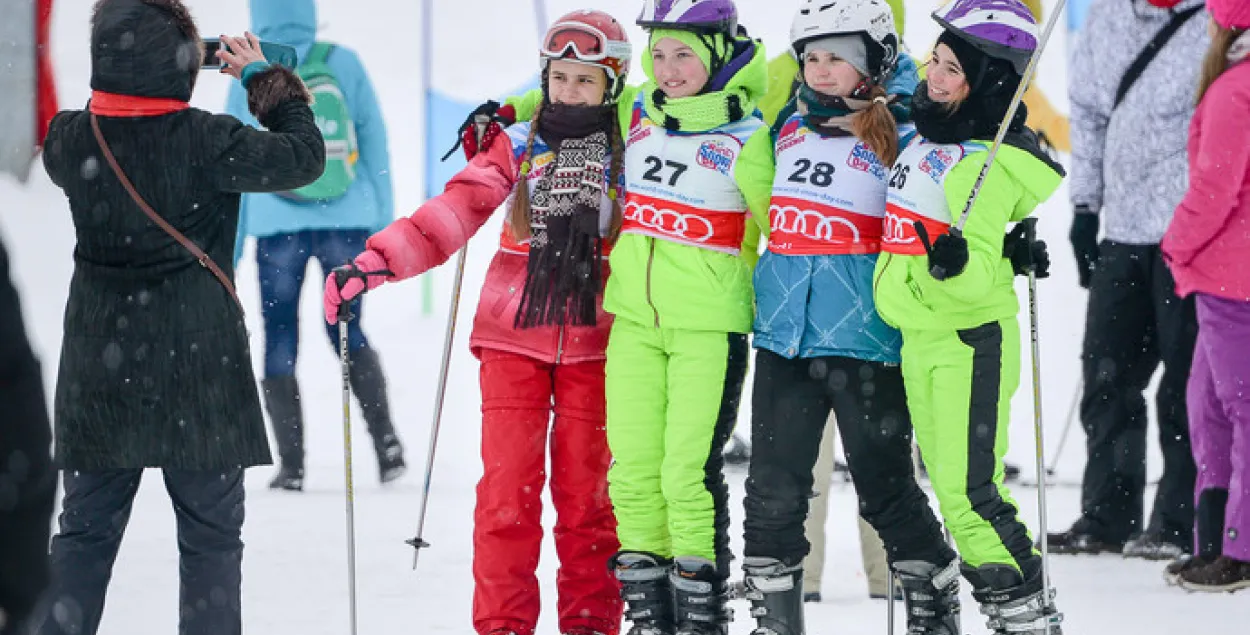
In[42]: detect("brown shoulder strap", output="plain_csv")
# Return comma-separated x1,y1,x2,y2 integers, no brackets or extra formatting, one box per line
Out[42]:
90,114,244,315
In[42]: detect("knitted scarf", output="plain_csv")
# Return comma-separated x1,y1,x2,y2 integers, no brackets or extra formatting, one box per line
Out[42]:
515,104,612,328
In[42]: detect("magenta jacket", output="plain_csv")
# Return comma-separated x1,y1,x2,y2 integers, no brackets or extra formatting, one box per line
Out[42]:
366,126,614,364
1163,60,1250,301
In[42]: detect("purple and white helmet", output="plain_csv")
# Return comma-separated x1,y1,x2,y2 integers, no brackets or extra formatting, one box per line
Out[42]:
637,0,739,36
932,0,1038,75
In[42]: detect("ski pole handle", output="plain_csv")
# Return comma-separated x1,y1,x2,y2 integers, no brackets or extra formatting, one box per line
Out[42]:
1021,217,1039,275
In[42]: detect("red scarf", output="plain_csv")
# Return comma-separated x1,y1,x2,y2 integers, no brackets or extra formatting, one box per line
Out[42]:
89,90,189,117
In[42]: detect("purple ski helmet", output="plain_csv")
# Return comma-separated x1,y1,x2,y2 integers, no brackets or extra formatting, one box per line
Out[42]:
932,0,1038,75
637,0,739,36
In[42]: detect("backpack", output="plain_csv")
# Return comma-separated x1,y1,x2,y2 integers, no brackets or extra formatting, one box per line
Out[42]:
286,42,358,201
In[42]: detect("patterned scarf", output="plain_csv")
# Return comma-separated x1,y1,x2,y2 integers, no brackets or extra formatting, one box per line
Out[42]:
515,112,610,329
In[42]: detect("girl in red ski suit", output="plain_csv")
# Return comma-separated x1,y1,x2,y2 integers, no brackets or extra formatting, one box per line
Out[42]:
323,11,635,635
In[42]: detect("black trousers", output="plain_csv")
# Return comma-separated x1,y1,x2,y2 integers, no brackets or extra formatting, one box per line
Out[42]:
33,469,246,635
1077,241,1197,546
742,349,953,567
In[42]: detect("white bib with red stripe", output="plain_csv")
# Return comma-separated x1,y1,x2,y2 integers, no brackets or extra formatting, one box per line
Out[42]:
621,96,763,255
882,136,986,255
767,115,896,255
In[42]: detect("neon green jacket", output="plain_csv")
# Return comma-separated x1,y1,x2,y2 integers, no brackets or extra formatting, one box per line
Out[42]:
509,42,775,334
872,139,1063,332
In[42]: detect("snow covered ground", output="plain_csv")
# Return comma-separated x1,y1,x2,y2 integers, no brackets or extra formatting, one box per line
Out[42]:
2,0,1247,633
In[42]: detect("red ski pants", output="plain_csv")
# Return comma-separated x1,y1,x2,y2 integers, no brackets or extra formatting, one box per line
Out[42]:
473,349,621,635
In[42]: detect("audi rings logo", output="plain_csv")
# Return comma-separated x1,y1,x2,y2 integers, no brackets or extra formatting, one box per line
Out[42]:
883,210,917,244
624,200,716,243
770,205,860,243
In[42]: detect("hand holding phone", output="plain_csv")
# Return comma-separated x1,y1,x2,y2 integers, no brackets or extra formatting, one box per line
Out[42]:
211,32,268,80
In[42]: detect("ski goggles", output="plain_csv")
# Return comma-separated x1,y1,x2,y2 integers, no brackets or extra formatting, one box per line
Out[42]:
541,22,632,77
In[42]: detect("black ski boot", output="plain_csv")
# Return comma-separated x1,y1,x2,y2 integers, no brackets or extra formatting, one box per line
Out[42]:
892,559,962,635
611,551,676,635
963,561,1063,635
672,557,731,635
263,375,304,491
742,557,803,635
348,346,407,483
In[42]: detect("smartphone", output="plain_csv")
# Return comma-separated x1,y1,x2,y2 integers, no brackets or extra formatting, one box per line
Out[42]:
201,38,298,70
202,38,227,69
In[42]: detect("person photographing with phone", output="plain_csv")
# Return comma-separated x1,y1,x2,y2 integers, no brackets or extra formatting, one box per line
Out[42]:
33,1,324,634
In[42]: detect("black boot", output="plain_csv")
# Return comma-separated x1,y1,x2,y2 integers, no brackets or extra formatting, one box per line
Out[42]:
672,557,731,635
963,561,1063,635
348,346,406,483
611,551,676,635
892,559,962,635
262,376,304,491
741,557,803,635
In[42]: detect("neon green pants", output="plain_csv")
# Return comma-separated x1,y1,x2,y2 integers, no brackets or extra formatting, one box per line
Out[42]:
900,318,1040,571
604,317,747,570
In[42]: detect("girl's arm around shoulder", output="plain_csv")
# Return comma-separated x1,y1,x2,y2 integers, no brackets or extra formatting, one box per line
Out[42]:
365,137,520,282
210,65,326,193
736,126,777,253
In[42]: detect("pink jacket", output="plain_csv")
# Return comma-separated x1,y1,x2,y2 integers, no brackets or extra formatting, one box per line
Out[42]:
1162,61,1250,301
365,133,613,364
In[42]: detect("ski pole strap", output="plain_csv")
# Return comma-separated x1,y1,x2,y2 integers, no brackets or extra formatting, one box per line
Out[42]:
334,266,394,322
953,0,1069,233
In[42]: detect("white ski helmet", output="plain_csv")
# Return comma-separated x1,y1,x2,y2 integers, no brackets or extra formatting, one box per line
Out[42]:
790,0,900,84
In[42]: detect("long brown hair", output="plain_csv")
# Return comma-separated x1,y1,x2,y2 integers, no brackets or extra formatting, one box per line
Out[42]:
507,108,625,243
1198,24,1247,103
851,84,900,166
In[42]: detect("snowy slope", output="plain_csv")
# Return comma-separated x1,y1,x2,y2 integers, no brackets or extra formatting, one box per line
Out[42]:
1,1,1247,633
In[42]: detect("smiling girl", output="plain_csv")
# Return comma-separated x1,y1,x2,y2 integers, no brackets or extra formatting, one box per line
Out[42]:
872,0,1066,632
739,1,964,634
324,12,632,635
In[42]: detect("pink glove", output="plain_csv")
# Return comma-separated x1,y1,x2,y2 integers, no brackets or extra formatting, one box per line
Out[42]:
324,249,391,324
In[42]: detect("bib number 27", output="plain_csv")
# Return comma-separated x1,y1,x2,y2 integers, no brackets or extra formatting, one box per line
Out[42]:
643,157,689,186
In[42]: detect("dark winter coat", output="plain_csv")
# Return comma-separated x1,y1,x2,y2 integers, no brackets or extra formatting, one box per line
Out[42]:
0,238,55,635
42,0,325,470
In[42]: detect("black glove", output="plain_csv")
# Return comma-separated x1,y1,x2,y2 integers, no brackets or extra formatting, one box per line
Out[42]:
1069,208,1100,289
916,222,969,280
1004,220,1050,279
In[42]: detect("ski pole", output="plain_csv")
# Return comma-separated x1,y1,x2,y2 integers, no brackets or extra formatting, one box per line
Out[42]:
406,114,492,568
886,570,896,635
335,275,361,635
1044,379,1082,477
1021,217,1059,633
929,0,1069,280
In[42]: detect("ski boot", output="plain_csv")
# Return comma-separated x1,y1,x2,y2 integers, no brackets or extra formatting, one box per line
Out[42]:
892,559,962,635
672,557,731,635
263,375,305,491
612,551,677,635
963,561,1063,635
742,557,803,635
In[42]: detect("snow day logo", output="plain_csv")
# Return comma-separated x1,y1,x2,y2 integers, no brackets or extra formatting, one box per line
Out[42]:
696,140,734,175
847,141,887,179
919,147,960,183
776,119,808,153
628,107,652,144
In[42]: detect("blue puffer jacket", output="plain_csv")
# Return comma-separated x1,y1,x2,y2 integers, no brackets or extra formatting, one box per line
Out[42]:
228,0,393,264
752,57,918,364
